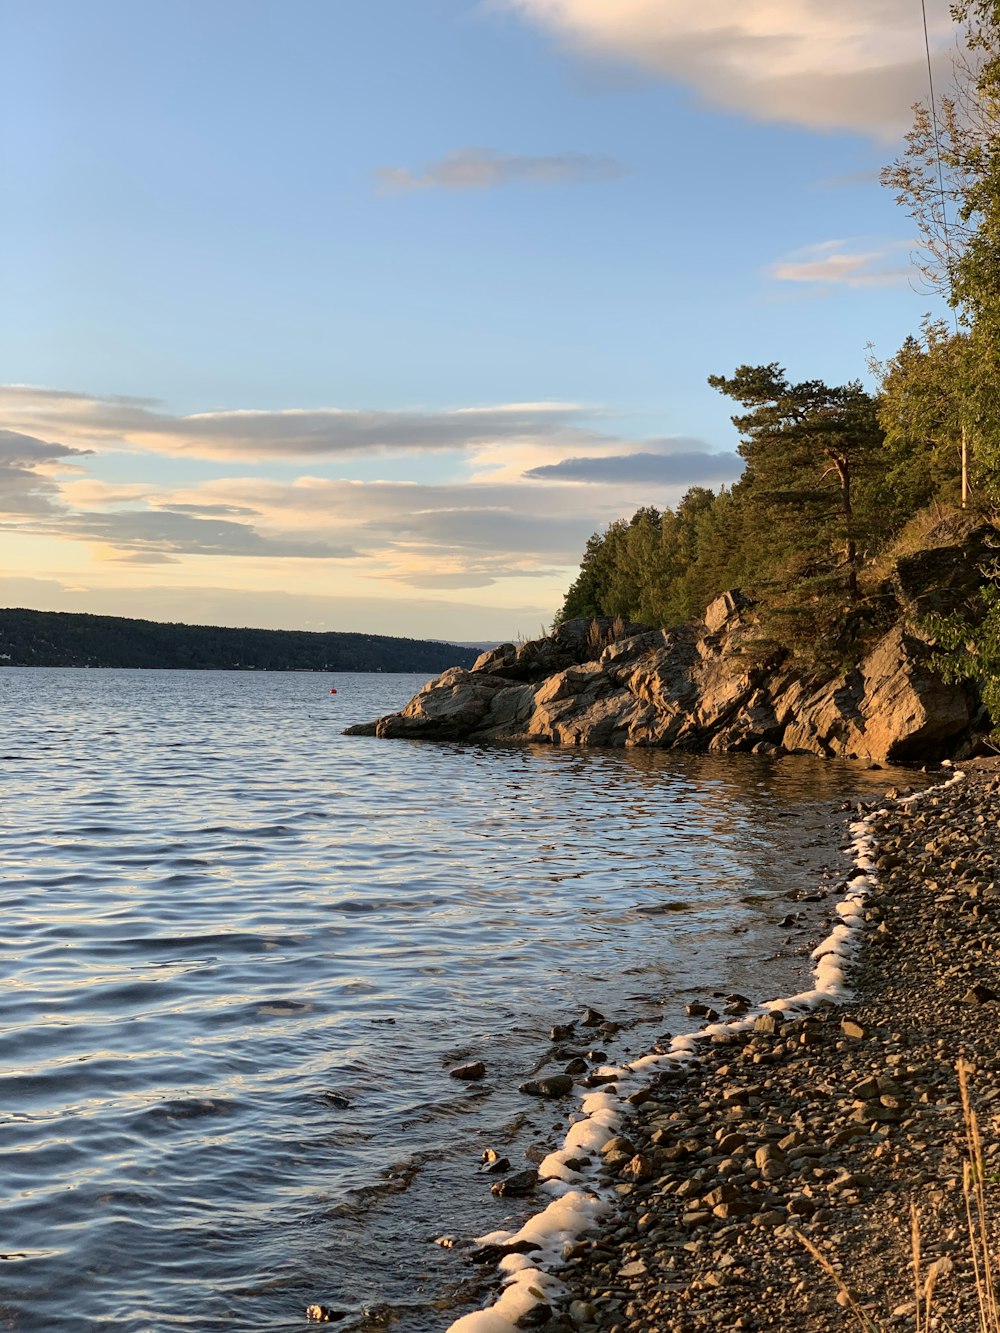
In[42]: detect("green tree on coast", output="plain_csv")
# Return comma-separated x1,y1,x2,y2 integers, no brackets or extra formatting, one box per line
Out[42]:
555,0,1000,711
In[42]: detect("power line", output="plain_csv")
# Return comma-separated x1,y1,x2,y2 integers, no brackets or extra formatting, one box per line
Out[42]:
921,0,958,323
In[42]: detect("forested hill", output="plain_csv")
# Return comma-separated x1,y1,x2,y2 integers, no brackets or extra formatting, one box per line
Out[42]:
0,608,481,673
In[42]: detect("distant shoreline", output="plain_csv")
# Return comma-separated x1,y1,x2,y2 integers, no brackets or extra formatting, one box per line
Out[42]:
0,606,480,674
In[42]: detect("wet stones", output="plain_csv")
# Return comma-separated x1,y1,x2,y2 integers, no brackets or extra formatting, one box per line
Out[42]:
450,1061,487,1080
519,1074,574,1098
548,761,1000,1333
489,1169,536,1198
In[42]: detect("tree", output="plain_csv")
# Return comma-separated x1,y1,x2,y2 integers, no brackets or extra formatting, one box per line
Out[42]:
869,318,972,513
882,0,1000,501
557,521,627,622
708,364,884,606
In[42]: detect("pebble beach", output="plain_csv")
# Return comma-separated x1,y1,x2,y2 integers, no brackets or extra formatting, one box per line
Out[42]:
449,758,1000,1333
547,758,1000,1333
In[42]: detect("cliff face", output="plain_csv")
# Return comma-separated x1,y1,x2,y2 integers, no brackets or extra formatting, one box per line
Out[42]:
344,595,978,762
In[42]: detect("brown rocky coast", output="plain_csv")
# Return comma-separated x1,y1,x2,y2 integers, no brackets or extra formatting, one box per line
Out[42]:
527,759,1000,1333
346,590,984,763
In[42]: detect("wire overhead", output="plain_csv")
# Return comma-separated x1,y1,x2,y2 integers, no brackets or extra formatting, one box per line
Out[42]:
921,0,957,309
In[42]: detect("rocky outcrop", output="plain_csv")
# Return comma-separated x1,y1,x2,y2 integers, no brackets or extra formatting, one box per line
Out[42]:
344,598,976,762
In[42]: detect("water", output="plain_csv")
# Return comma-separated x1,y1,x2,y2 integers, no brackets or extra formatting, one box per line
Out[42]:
0,668,923,1331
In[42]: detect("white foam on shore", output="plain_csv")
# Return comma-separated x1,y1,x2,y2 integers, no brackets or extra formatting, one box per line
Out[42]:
444,769,965,1332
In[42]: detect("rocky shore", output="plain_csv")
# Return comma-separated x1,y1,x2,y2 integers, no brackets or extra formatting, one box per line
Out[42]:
346,595,982,763
517,758,1000,1333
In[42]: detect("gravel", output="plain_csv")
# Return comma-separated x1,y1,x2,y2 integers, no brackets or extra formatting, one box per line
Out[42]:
544,759,1000,1333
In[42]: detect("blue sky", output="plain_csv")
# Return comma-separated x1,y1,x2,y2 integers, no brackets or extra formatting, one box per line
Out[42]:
1,0,955,641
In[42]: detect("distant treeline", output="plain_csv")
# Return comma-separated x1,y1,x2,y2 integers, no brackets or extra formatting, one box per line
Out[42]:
0,608,480,673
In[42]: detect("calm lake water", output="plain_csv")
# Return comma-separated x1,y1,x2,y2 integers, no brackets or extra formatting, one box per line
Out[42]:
0,668,922,1332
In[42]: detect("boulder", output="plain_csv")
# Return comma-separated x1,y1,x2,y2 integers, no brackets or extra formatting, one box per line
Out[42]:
892,527,995,618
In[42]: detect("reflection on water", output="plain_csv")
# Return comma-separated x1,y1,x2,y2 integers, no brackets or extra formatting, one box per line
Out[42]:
0,668,924,1331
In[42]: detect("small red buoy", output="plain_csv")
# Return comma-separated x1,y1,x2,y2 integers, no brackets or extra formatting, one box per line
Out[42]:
329,688,337,694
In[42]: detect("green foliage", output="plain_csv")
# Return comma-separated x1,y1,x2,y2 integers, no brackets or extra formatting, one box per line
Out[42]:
555,488,746,629
707,365,886,661
882,1,1000,503
925,579,1000,735
0,609,480,672
870,319,969,512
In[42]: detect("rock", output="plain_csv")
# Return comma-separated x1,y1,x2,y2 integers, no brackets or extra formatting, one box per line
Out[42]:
450,1061,486,1080
479,1156,511,1174
892,529,994,617
519,1074,574,1098
514,1303,553,1328
346,595,975,761
619,1154,654,1182
569,1301,598,1324
321,1090,352,1109
619,1259,648,1278
963,983,999,1004
305,1305,347,1323
840,1018,868,1040
490,1169,537,1198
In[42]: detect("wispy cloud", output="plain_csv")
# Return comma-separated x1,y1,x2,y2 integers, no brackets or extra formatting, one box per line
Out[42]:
767,238,913,289
374,146,627,194
525,447,741,485
2,386,739,586
505,0,955,138
0,385,590,461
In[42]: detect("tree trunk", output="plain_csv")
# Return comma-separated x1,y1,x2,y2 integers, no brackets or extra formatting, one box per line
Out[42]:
831,454,858,601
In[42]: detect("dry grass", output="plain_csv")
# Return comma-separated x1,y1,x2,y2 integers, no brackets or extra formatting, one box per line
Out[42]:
798,1061,1000,1332
586,615,628,652
864,502,989,586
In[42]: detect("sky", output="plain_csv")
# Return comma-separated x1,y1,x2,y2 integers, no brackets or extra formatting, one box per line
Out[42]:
0,0,959,644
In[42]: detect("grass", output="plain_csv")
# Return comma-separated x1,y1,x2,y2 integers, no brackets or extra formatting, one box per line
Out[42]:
797,1060,1000,1332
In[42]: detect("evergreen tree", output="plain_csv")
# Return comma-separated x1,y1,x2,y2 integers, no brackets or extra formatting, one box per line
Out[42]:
707,365,884,609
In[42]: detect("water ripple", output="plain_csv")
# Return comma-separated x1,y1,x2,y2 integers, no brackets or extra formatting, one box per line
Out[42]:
0,666,921,1332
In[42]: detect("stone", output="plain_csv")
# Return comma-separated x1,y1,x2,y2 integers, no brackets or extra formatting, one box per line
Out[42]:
450,1061,486,1080
619,1259,648,1278
620,1154,654,1182
514,1302,553,1328
490,1170,537,1198
519,1074,574,1098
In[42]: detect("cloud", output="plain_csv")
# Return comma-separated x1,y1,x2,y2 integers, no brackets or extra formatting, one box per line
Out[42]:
83,474,643,585
0,385,589,461
374,146,627,193
524,448,742,484
2,385,741,590
815,168,884,190
505,0,956,138
768,238,913,288
0,429,92,516
159,502,261,517
34,508,356,563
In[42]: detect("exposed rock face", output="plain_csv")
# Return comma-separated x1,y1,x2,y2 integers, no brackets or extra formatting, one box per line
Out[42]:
892,526,995,618
344,598,974,762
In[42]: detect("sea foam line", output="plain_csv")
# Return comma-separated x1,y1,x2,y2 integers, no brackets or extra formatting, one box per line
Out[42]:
445,769,966,1333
